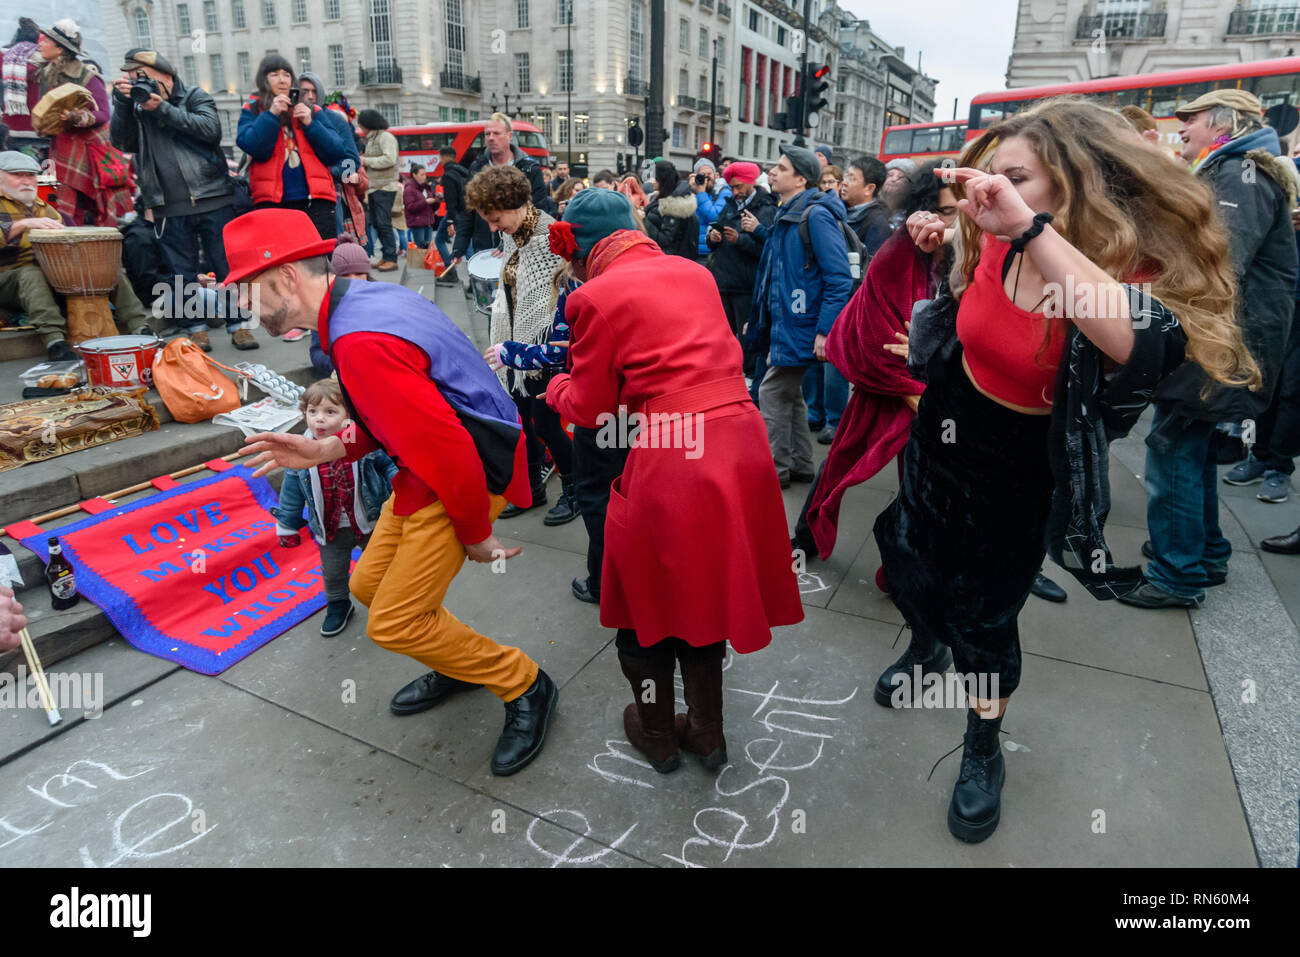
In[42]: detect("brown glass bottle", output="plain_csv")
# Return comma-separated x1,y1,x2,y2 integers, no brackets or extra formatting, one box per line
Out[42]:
46,537,80,610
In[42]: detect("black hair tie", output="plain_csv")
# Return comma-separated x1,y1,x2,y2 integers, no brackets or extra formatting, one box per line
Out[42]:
1008,212,1054,254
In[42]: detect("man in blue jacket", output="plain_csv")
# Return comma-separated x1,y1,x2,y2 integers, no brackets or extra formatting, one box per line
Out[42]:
750,144,853,488
691,157,731,258
298,72,360,238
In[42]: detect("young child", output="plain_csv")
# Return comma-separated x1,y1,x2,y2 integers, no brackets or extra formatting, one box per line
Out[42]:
271,380,398,636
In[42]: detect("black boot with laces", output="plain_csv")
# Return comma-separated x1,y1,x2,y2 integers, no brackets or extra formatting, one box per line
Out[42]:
873,632,953,707
947,708,1005,843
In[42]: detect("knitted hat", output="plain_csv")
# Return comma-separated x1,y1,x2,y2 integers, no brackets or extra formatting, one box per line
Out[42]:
885,158,916,174
693,156,716,174
814,145,833,165
724,161,761,185
554,187,639,258
331,236,371,277
779,144,820,188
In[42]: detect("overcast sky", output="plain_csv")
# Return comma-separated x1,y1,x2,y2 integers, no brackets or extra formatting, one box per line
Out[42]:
838,0,1021,121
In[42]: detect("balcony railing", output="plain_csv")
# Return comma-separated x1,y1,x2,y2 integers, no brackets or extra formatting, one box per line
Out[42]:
360,62,402,86
1228,7,1300,35
678,94,698,109
716,104,730,119
625,73,648,97
719,1,731,19
440,70,481,93
1075,12,1167,40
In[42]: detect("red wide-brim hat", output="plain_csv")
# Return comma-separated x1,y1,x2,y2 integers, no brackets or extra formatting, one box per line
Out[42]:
221,209,339,285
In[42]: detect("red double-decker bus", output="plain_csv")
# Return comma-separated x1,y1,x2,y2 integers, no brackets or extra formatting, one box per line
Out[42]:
967,57,1300,155
878,120,968,166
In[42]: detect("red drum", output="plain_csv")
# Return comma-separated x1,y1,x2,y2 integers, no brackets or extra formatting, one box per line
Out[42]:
76,335,163,389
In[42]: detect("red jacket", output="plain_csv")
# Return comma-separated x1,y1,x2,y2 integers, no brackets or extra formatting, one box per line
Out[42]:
546,240,803,652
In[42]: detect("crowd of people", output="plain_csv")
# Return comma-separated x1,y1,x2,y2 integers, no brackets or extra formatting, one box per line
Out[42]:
4,15,1300,849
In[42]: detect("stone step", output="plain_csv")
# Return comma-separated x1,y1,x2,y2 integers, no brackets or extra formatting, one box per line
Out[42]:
0,326,45,363
0,581,118,679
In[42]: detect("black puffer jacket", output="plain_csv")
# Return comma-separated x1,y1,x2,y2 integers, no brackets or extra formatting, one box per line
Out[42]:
1154,126,1299,423
644,183,700,259
110,76,232,212
705,187,776,291
452,144,556,259
439,161,469,222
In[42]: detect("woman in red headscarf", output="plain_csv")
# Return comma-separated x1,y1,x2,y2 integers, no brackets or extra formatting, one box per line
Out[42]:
545,186,803,775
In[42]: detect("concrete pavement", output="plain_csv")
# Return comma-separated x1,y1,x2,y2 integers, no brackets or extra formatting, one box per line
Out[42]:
0,262,1294,867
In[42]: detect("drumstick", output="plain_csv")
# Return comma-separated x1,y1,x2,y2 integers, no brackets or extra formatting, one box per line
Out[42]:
18,627,60,725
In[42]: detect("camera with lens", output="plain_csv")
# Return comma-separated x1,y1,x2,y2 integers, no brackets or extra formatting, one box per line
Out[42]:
129,69,160,105
289,88,300,106
694,173,708,186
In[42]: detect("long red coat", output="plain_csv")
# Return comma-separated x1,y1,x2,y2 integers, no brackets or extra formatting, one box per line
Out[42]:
547,241,803,653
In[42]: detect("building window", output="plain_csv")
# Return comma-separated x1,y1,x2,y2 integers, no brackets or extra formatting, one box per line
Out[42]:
699,26,708,58
237,51,251,87
739,45,750,123
629,2,644,82
575,112,588,145
556,112,569,145
292,0,307,23
296,47,310,73
445,0,466,79
327,45,343,87
699,74,708,101
325,0,340,18
203,1,219,31
262,1,275,27
748,8,759,31
231,1,246,30
516,0,529,28
210,53,226,91
777,25,787,47
532,111,552,138
557,0,572,26
716,36,724,62
439,105,450,121
679,17,689,51
678,68,689,97
515,52,531,93
767,138,774,160
379,103,400,126
738,131,746,155
183,56,198,86
558,49,573,93
694,126,703,150
178,4,192,36
672,123,685,147
221,110,233,140
453,107,467,122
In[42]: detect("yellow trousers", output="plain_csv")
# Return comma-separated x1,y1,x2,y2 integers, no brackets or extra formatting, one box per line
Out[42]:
350,494,538,701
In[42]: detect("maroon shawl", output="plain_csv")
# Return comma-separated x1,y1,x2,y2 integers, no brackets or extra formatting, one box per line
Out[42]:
806,230,932,558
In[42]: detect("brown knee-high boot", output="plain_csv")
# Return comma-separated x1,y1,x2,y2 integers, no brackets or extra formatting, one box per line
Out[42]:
617,646,681,773
674,640,727,770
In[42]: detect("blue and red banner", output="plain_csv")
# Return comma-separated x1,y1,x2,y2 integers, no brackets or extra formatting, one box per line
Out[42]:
19,467,340,674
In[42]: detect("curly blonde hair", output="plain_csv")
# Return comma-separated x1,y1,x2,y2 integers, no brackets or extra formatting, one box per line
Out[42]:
466,165,532,213
952,96,1259,391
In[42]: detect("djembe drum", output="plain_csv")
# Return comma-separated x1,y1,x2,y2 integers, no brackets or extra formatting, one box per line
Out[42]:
29,227,124,343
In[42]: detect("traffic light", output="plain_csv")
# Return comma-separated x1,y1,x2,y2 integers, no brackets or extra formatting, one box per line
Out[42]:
699,141,718,165
804,63,830,129
781,94,803,132
627,117,644,148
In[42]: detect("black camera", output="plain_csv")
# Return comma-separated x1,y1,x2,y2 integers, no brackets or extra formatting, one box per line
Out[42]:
289,88,300,106
129,69,160,105
694,173,707,186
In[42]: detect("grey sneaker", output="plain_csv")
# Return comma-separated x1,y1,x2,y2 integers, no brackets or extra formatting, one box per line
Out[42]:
1258,470,1292,503
1224,455,1267,485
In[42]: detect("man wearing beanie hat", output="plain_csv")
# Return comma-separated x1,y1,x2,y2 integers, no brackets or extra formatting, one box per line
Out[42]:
111,46,243,350
690,156,731,257
1125,86,1300,609
814,145,832,168
543,187,802,774
705,160,777,345
234,208,558,776
749,144,853,485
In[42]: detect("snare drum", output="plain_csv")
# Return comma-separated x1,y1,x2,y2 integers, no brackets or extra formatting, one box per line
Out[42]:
29,227,125,343
467,250,503,317
76,334,163,389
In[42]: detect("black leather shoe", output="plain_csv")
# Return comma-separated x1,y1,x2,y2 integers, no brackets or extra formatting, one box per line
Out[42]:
1030,572,1067,603
389,670,483,715
948,709,1005,844
491,669,558,776
1262,525,1300,555
46,339,77,362
1141,541,1226,586
790,470,816,483
543,479,581,526
1117,580,1201,609
571,576,599,604
874,634,953,707
500,486,547,519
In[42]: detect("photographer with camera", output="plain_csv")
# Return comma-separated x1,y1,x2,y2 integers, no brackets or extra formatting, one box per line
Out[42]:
689,157,731,260
110,49,247,350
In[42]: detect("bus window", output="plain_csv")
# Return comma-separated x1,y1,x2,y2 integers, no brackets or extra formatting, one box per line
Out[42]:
1248,72,1300,111
1174,82,1213,109
912,127,942,153
942,125,968,151
1149,85,1181,118
975,101,1020,128
1110,87,1151,109
515,131,548,151
461,132,486,166
882,129,912,155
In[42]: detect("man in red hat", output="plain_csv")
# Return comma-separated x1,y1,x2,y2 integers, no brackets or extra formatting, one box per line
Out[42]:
230,208,558,777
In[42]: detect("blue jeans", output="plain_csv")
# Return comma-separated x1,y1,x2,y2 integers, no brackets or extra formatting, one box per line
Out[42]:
155,205,244,332
434,218,453,269
802,361,849,428
1144,405,1231,599
408,225,433,247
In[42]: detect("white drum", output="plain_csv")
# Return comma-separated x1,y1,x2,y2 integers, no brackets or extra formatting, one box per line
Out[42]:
467,250,503,317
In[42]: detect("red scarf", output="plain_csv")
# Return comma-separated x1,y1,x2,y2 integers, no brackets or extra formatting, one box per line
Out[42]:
585,229,661,279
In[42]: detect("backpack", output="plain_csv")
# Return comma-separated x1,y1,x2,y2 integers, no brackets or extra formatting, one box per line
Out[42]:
798,202,867,294
152,338,250,423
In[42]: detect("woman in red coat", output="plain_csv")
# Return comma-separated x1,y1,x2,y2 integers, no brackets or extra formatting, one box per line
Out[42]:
545,187,803,774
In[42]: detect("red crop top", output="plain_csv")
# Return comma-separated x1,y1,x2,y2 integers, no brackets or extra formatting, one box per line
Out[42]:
956,235,1068,410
